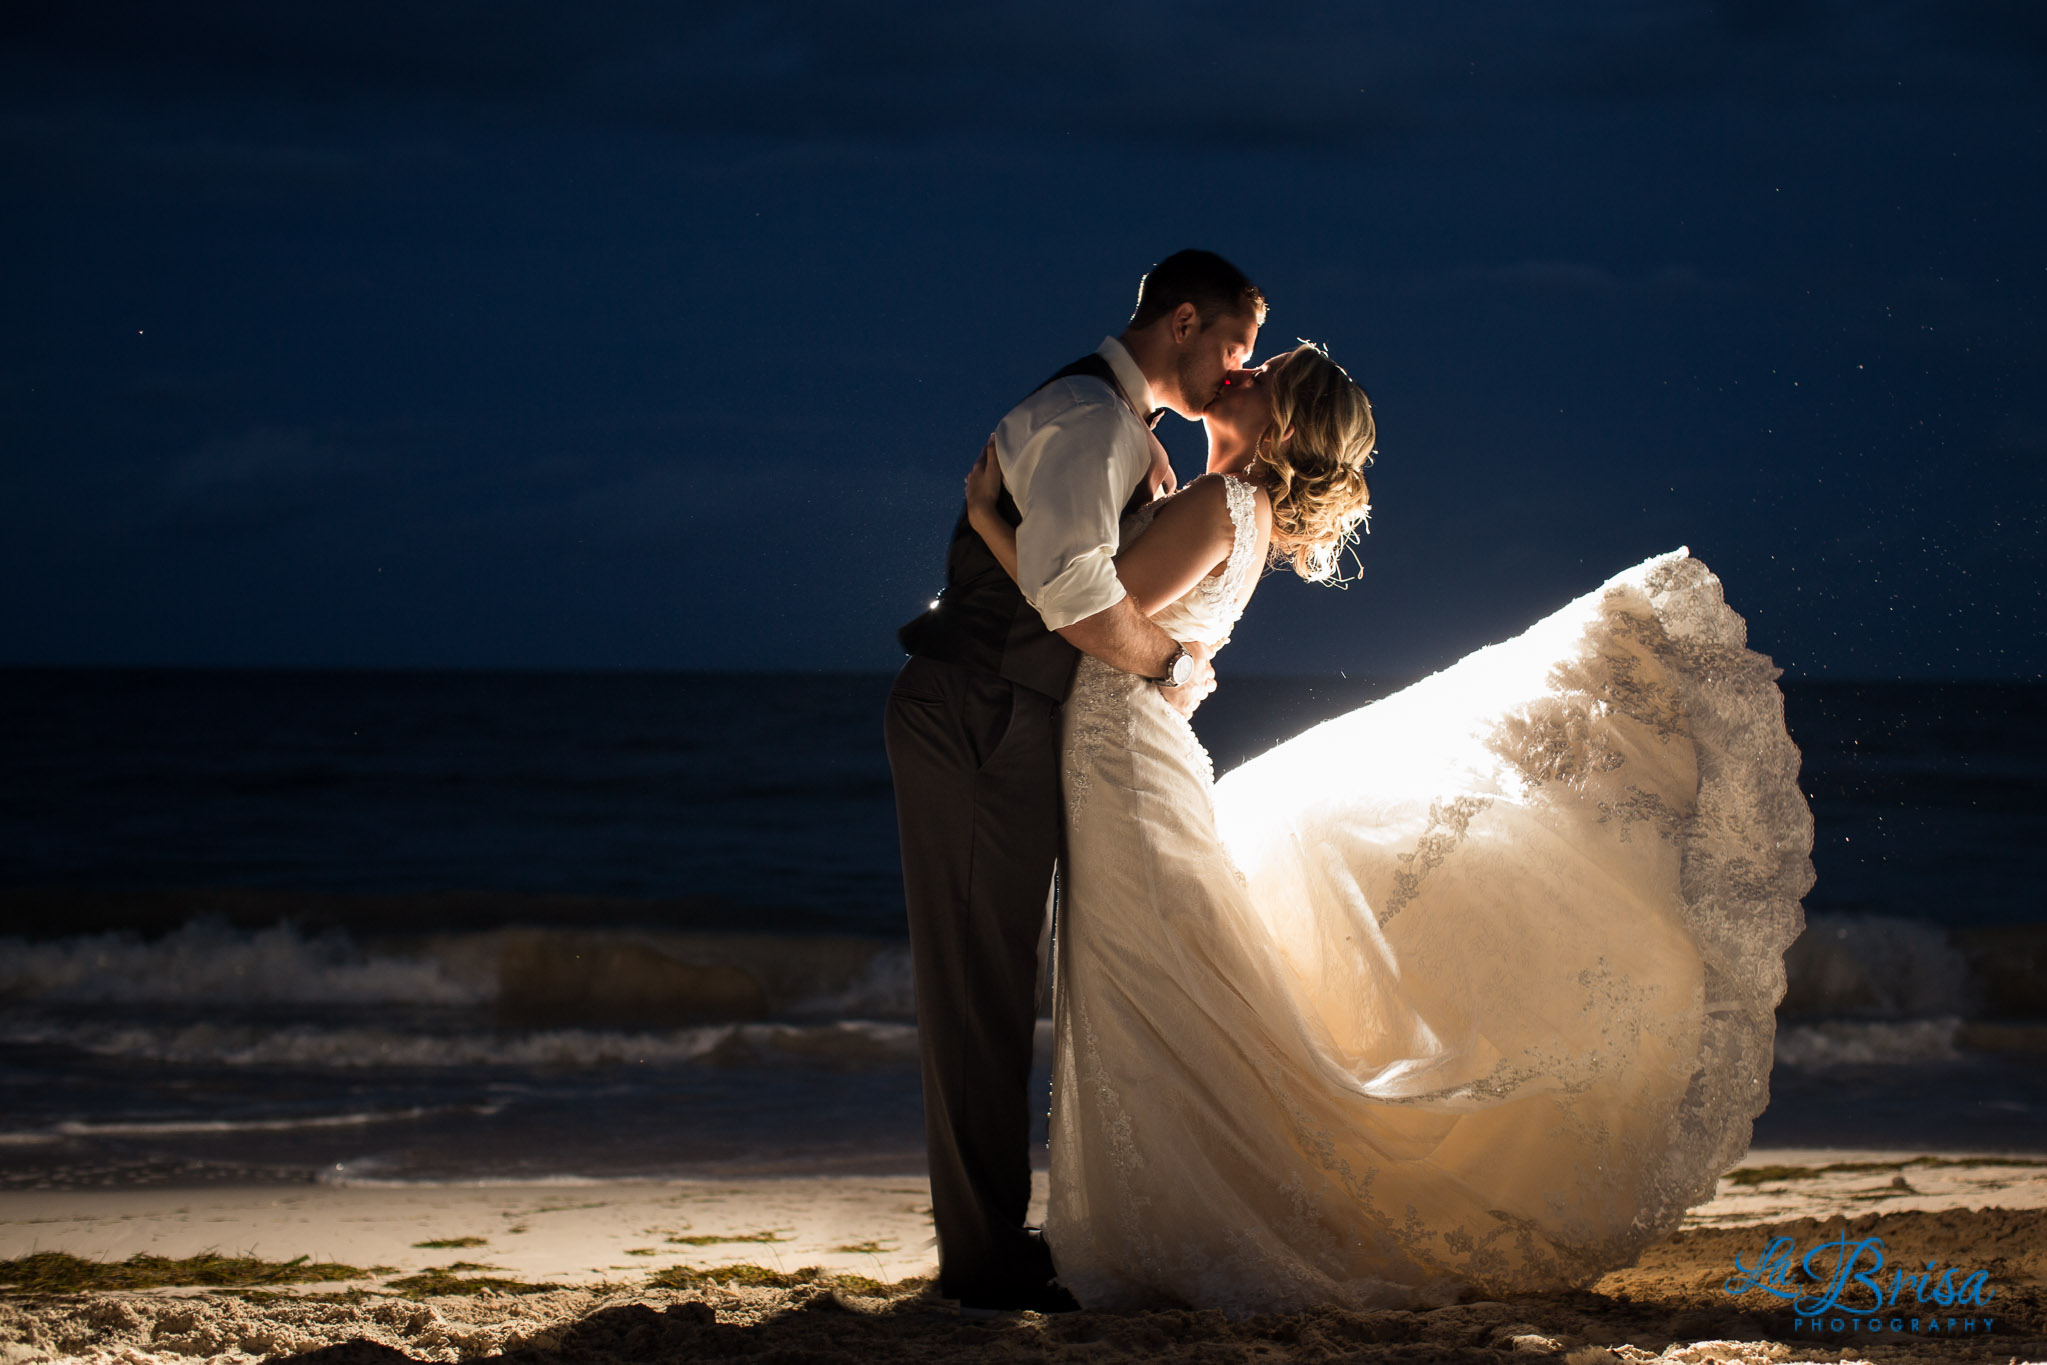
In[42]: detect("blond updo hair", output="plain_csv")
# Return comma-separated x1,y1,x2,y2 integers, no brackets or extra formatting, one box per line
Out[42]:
1254,341,1376,582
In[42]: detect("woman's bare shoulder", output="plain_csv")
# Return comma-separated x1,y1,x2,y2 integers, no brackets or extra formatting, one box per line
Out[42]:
1148,474,1236,546
1171,472,1236,517
1185,471,1273,531
1120,474,1233,573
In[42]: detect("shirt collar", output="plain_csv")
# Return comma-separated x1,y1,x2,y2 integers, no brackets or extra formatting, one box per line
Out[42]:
1094,336,1158,420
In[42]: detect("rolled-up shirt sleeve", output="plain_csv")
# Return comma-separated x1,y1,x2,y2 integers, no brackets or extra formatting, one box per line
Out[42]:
1006,398,1149,631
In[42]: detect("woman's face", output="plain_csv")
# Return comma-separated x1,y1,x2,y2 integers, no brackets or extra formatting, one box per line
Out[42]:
1204,354,1281,454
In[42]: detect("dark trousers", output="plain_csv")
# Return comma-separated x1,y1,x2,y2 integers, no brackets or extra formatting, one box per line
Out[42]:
882,655,1060,1300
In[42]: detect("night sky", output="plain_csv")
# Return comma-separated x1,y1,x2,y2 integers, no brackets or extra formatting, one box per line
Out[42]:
3,3,2041,681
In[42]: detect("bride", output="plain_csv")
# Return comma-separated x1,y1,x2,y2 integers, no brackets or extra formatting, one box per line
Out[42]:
963,342,1814,1315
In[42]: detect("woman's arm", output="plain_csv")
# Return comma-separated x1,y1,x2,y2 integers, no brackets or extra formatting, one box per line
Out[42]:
964,441,1020,582
1110,475,1237,615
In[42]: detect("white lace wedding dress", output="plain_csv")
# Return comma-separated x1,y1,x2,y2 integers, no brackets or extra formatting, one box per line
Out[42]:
1043,475,1813,1315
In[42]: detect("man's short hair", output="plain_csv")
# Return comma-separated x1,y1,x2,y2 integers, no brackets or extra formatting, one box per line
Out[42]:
1128,250,1266,332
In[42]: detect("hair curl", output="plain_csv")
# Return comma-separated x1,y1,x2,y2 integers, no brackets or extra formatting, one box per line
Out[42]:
1254,342,1376,582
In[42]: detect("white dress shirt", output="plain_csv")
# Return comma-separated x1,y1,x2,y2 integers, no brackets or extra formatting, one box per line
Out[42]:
993,337,1159,631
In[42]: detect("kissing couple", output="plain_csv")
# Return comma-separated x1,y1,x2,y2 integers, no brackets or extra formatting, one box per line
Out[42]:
884,250,1813,1317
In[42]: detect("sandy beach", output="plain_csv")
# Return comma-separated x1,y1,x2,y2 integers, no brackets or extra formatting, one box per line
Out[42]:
2,1148,2042,1363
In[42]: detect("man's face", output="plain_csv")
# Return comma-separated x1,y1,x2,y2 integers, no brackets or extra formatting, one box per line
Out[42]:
1175,308,1261,416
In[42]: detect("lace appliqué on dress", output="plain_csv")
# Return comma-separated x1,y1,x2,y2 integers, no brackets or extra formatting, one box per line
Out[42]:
1381,795,1494,925
1196,475,1260,617
1065,656,1134,822
1065,477,1258,822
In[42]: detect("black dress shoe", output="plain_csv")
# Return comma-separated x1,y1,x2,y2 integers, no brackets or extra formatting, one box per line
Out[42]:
957,1280,1082,1317
1021,1227,1058,1284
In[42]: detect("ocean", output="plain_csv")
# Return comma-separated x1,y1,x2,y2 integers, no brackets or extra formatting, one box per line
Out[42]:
2,670,2042,1190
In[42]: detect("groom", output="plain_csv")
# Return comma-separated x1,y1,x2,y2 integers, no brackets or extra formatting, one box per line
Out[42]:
886,249,1265,1311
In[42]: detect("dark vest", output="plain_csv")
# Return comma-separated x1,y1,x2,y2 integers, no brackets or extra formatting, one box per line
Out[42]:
897,352,1156,700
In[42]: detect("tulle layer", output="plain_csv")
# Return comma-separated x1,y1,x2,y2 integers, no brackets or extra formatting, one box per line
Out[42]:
1046,550,1814,1315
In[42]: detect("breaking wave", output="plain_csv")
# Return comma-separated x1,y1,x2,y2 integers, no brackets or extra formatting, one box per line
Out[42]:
1773,1017,1965,1069
0,920,483,1006
0,919,916,1023
0,1017,920,1070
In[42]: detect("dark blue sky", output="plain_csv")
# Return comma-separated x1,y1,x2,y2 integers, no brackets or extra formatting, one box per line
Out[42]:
3,3,2040,679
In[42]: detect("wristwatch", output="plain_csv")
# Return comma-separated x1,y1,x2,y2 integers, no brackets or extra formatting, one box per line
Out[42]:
1156,644,1195,688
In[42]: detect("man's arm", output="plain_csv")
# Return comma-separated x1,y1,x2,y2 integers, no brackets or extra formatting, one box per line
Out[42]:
1057,599,1216,717
964,517,1216,714
1005,397,1146,634
966,439,1216,713
1057,595,1178,680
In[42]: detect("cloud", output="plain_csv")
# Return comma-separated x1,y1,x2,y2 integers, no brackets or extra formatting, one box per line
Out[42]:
157,427,367,536
555,463,713,546
1465,261,1626,295
475,452,852,552
1990,408,2047,456
1401,260,1722,301
5,1,2038,165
